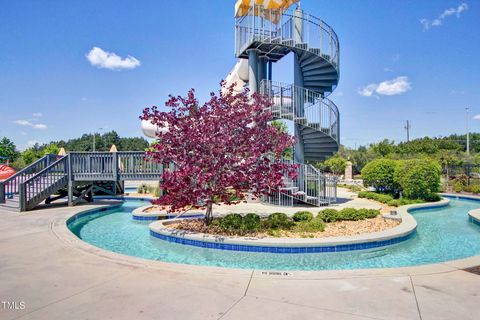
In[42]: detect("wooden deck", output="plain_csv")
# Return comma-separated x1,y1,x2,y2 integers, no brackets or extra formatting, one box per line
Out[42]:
0,152,164,211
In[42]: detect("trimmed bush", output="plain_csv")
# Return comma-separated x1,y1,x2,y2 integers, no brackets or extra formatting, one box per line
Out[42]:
294,219,325,233
241,213,261,232
267,212,294,229
395,159,441,200
361,158,399,193
293,211,314,222
219,214,243,231
318,208,380,222
358,191,394,203
454,182,463,193
317,209,340,222
472,185,480,194
338,208,358,220
358,208,380,219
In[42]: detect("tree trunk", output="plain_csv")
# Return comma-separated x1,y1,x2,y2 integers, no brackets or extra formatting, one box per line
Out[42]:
205,202,213,225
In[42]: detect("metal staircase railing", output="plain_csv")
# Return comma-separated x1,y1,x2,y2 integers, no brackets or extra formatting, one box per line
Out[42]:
0,154,57,204
20,156,69,211
235,4,339,69
260,80,339,143
236,4,340,207
262,158,337,206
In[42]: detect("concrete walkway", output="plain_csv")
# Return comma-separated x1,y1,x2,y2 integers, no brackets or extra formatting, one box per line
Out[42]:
1,201,479,320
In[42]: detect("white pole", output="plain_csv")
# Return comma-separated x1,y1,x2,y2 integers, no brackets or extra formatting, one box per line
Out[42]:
466,107,470,155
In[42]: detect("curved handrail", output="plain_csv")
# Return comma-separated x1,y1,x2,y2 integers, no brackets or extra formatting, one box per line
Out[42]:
235,4,339,71
260,80,340,144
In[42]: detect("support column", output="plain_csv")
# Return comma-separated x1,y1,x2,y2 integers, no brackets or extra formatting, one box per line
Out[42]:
258,55,268,91
268,61,273,81
247,49,259,93
67,154,73,206
293,5,305,165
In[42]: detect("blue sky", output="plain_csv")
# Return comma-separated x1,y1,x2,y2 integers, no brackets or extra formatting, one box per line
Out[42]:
0,0,479,150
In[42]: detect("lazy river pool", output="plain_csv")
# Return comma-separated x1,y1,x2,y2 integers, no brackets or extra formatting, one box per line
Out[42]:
67,197,480,270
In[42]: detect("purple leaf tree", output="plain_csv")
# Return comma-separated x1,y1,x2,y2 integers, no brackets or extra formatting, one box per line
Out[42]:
141,82,298,225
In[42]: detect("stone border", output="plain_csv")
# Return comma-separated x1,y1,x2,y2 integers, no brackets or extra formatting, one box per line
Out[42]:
132,205,204,221
468,209,480,226
147,200,451,253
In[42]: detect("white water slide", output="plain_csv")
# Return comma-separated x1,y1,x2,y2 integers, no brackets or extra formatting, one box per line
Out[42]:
142,59,251,138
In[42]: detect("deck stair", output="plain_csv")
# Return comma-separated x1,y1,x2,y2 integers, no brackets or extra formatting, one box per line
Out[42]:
0,152,164,212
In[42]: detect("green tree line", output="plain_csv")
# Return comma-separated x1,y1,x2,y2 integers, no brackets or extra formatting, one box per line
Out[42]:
0,131,149,170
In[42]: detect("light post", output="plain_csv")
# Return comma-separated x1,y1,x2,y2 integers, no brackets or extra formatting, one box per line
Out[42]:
92,127,104,152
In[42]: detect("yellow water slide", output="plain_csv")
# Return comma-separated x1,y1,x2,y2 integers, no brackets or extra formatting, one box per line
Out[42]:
225,0,300,92
235,0,299,17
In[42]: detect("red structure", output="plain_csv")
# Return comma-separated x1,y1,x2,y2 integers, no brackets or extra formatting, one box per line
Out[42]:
0,165,16,180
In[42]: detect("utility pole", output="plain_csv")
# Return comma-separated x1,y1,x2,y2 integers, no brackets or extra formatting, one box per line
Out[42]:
92,127,104,152
466,107,470,155
404,120,410,142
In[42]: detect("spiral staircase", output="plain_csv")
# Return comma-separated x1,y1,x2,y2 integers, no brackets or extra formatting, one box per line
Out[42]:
235,3,340,206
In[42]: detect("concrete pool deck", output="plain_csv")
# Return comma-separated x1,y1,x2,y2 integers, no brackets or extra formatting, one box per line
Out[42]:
1,200,480,319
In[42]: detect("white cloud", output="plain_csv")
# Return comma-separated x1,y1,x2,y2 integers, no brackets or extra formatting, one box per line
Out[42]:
473,114,480,120
358,76,412,97
33,124,47,129
32,112,42,118
384,67,393,72
14,120,33,126
86,47,141,70
13,119,47,129
376,76,412,95
358,84,378,97
420,3,468,31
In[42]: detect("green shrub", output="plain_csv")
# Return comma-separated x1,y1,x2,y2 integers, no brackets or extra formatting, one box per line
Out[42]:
358,191,394,203
267,212,294,229
361,159,399,193
463,185,473,193
317,209,340,222
387,199,400,207
362,209,381,219
422,193,441,202
294,219,325,233
454,182,463,193
293,211,314,222
395,159,441,200
471,185,480,194
318,208,380,222
241,213,261,232
219,214,243,231
338,208,358,220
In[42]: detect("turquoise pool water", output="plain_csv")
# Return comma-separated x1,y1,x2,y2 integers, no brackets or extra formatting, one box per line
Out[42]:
67,197,480,270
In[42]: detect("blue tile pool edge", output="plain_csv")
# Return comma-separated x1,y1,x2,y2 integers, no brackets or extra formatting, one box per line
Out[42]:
133,214,205,221
149,227,417,254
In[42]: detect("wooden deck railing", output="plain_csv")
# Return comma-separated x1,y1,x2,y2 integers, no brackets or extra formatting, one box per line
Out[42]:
0,154,57,203
69,152,163,181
